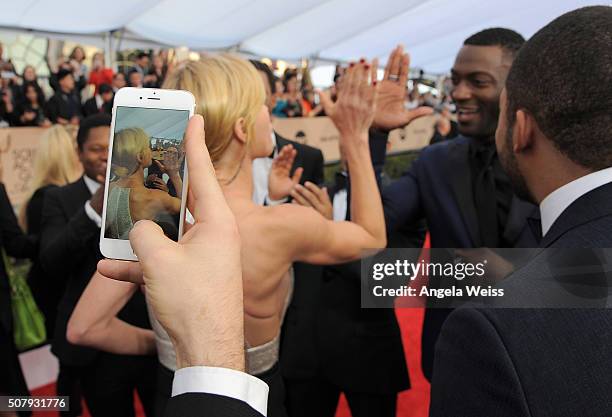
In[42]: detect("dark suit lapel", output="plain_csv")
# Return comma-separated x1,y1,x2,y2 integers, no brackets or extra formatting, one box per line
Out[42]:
75,176,93,202
447,139,480,246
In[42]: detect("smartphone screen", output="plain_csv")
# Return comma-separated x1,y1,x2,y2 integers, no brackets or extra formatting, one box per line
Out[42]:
104,106,189,242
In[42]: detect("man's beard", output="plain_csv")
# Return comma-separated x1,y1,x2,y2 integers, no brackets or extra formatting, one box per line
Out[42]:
499,126,534,203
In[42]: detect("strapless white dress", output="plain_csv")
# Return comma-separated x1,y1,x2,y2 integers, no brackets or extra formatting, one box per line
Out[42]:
149,268,294,376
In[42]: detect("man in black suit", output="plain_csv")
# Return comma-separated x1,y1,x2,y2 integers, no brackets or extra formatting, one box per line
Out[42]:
98,115,268,417
46,69,82,126
380,30,537,380
82,83,113,117
430,6,612,416
287,132,424,417
40,114,156,417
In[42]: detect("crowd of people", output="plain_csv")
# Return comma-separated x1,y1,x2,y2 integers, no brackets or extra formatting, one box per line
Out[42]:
0,4,611,417
0,46,171,128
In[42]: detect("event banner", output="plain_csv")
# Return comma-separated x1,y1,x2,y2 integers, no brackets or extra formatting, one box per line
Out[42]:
0,116,435,207
0,127,44,209
272,115,436,162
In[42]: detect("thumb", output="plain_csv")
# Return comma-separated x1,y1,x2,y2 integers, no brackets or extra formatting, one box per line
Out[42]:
404,106,434,124
129,220,173,262
292,167,304,184
318,89,334,115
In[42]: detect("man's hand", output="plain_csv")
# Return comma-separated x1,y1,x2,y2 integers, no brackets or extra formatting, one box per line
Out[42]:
268,144,303,201
372,45,433,132
146,174,169,193
97,115,246,372
89,174,106,215
319,59,378,145
291,182,333,220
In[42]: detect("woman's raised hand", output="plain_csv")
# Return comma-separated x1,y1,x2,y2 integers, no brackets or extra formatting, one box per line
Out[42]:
319,58,379,146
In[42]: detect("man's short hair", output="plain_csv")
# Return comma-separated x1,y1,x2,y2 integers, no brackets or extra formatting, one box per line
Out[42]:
56,68,73,82
77,113,112,150
506,6,612,170
136,52,149,60
249,60,276,94
464,28,525,58
99,83,113,95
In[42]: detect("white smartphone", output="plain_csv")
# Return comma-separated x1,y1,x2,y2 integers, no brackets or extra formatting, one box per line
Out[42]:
100,87,195,260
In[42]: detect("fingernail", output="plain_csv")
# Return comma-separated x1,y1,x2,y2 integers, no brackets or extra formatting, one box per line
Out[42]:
365,64,370,70
349,62,355,68
373,81,377,86
359,58,365,63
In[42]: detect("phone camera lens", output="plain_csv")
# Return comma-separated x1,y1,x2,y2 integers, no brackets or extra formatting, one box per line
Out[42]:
140,96,142,99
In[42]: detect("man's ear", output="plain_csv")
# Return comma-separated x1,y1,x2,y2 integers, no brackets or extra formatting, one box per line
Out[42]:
512,109,536,153
233,118,247,144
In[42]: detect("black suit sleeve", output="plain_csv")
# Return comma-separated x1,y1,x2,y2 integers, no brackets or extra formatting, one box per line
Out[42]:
39,188,99,276
164,393,264,417
429,308,530,417
0,183,36,258
45,96,60,123
309,148,324,186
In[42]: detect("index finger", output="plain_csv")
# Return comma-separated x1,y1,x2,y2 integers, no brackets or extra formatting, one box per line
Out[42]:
184,115,233,222
98,259,144,285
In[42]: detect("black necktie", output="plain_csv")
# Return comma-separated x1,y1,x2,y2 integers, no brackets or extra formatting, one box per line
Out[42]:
472,143,500,247
527,214,543,245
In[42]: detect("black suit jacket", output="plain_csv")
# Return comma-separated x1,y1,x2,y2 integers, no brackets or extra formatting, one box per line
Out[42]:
430,181,612,417
82,97,99,117
165,393,263,417
275,134,324,186
275,133,327,380
0,183,37,334
381,136,537,380
40,177,149,366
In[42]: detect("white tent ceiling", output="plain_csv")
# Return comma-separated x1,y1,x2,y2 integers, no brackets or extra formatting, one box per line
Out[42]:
0,0,605,73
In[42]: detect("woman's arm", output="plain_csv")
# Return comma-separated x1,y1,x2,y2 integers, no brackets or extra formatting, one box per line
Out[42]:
67,271,156,356
278,60,387,264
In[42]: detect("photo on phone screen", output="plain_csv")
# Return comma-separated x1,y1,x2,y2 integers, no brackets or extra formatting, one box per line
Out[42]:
104,106,189,242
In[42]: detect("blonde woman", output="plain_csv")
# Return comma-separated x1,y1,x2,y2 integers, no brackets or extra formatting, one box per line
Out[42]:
19,125,82,336
69,54,385,417
105,127,182,240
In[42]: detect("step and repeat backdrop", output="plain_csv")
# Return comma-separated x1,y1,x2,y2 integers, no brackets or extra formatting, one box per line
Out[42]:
0,115,435,208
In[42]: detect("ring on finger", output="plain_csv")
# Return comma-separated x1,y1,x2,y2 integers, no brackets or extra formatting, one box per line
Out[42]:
388,74,400,81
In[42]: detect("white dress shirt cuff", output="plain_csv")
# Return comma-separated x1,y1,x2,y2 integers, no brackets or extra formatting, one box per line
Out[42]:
84,201,102,228
172,366,269,416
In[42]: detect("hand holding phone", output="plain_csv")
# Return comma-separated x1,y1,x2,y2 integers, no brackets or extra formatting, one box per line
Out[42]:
100,87,195,260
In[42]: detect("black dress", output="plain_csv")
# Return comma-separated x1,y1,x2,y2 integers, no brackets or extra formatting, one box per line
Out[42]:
0,182,37,416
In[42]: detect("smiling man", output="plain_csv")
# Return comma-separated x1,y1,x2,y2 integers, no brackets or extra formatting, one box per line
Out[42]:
381,28,538,381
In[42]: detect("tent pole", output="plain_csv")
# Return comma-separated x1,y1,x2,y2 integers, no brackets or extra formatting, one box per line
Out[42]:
104,31,113,71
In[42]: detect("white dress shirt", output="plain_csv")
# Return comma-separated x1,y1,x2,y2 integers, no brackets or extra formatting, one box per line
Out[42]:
332,171,349,222
540,167,612,236
172,366,269,415
252,132,288,206
83,175,102,228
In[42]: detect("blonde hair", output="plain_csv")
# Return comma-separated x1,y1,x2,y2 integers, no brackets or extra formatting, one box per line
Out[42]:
111,128,150,177
19,125,82,230
162,54,265,163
